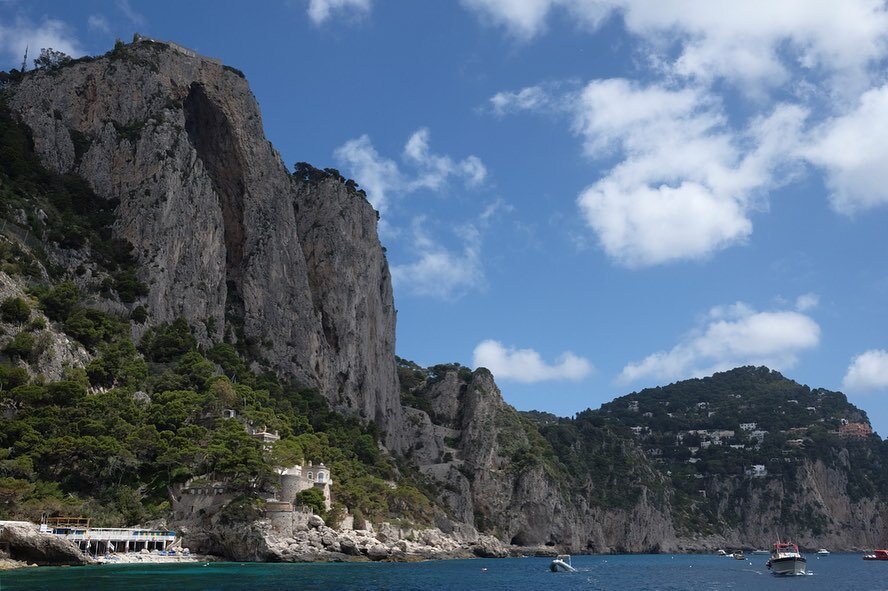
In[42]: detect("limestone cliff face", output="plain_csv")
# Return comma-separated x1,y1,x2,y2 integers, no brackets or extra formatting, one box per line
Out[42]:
7,40,405,448
406,367,677,552
293,175,402,443
692,457,888,551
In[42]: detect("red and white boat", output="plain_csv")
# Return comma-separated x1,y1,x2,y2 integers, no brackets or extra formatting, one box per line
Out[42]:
863,549,888,561
766,541,806,575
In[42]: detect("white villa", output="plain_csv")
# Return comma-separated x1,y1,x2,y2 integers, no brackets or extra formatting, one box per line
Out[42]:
280,461,333,511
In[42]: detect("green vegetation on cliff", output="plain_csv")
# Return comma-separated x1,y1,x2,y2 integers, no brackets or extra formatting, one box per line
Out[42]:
0,99,438,529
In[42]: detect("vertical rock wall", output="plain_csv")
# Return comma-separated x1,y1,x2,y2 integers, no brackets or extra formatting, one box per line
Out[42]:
7,40,405,449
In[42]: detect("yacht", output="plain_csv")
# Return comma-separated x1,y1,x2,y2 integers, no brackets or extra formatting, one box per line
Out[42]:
550,554,577,572
766,541,806,576
863,549,888,561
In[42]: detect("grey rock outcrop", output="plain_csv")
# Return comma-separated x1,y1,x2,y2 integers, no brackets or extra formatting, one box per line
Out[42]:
7,39,406,449
404,366,678,553
0,522,91,566
177,508,511,562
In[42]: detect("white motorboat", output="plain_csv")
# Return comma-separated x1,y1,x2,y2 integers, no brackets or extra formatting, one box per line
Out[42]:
766,541,806,576
817,548,830,555
550,554,577,572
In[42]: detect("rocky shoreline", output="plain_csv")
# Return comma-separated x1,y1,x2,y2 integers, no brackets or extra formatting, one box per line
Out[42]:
176,513,559,564
0,516,560,570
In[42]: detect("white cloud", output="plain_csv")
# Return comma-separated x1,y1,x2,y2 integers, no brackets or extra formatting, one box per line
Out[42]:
390,218,484,300
617,0,888,94
334,134,402,213
803,84,888,214
87,15,110,34
463,0,888,92
490,85,554,116
619,301,820,384
461,0,610,40
795,293,819,312
0,17,84,66
571,79,807,266
403,128,487,191
473,339,593,383
578,180,752,267
334,129,486,214
115,0,144,26
843,349,888,392
474,0,888,250
307,0,371,25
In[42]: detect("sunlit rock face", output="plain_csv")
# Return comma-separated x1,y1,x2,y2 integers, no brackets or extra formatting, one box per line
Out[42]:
7,39,405,450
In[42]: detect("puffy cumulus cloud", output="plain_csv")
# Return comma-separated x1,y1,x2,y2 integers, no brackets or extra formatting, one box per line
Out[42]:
619,302,820,384
476,1,888,261
334,129,486,214
571,80,806,266
307,0,371,25
0,17,84,65
390,219,484,300
464,0,888,91
842,350,888,392
473,339,593,383
579,180,752,266
617,0,888,93
803,85,888,214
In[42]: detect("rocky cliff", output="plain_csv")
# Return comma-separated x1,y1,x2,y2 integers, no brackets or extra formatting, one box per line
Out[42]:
0,522,91,566
401,364,678,552
6,39,405,449
398,363,888,552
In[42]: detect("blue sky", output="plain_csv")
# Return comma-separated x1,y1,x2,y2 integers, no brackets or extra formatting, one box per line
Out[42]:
3,1,888,438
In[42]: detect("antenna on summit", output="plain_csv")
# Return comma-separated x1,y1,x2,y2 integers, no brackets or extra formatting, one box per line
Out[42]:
20,45,28,72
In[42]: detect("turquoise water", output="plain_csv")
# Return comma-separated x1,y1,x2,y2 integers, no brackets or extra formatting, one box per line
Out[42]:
2,553,886,591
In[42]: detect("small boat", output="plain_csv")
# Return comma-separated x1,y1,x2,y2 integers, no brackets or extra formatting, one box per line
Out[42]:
716,549,728,556
550,554,577,572
751,549,770,555
766,541,806,576
817,548,830,555
732,551,746,560
863,549,888,561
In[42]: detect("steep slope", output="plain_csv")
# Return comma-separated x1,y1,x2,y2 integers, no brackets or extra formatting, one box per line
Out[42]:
5,39,405,448
399,362,888,552
589,366,888,549
399,361,677,552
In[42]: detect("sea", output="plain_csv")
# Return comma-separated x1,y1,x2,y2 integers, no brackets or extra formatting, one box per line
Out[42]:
1,553,885,591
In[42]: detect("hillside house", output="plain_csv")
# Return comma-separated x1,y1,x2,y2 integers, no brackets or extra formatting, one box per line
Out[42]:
838,422,872,438
279,461,333,511
747,464,767,477
750,430,768,443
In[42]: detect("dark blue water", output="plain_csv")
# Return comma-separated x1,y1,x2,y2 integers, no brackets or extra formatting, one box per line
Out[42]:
2,554,886,591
